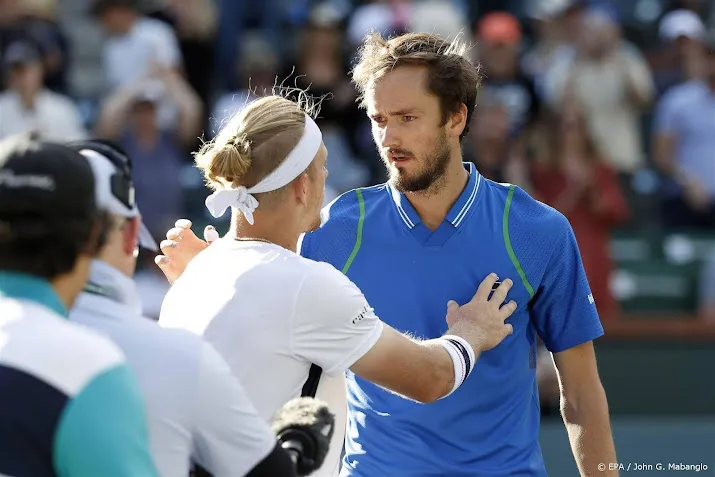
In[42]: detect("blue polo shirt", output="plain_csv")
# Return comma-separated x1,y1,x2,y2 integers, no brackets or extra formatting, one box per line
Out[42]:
300,163,604,476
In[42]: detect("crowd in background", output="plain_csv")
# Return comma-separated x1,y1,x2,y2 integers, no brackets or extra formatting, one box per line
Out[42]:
1,0,714,325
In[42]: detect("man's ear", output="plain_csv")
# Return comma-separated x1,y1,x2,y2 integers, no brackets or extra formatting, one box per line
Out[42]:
124,217,141,256
449,103,468,139
292,172,311,206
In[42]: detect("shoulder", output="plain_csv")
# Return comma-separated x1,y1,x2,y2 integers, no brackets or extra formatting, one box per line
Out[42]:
319,184,387,225
301,184,387,262
496,183,573,254
2,304,126,397
660,80,702,107
137,17,176,38
41,90,79,110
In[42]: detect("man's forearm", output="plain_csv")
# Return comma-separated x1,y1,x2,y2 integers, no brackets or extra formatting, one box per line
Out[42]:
561,386,618,476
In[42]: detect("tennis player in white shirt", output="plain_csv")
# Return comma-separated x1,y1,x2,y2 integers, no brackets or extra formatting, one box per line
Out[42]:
68,140,297,477
158,95,516,477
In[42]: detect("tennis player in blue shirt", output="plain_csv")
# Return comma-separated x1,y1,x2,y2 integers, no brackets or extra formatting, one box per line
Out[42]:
158,31,617,477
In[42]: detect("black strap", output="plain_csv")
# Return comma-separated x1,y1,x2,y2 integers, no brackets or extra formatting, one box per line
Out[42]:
301,364,323,398
190,365,323,477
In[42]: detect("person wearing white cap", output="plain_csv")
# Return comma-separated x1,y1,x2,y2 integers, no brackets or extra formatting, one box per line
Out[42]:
656,9,707,94
67,139,298,477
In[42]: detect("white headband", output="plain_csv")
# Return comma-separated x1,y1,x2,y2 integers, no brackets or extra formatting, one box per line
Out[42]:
205,114,322,224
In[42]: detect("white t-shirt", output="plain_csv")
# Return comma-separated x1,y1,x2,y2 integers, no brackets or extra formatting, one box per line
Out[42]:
0,90,86,141
104,17,182,90
159,238,384,477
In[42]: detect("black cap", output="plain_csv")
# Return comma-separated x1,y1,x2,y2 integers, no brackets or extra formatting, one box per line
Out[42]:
2,41,42,70
0,133,98,225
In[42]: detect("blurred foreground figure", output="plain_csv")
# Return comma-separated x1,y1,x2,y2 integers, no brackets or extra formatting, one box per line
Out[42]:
0,133,157,477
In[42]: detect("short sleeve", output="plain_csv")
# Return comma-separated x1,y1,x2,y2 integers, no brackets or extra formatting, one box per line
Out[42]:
291,263,384,376
193,342,275,476
653,90,682,135
530,214,604,353
54,364,158,477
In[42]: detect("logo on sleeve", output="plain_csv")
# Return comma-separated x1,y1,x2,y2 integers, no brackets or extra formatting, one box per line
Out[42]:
352,305,371,325
588,294,595,305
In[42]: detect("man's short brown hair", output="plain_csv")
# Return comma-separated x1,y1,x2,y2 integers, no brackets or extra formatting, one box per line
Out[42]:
351,32,482,139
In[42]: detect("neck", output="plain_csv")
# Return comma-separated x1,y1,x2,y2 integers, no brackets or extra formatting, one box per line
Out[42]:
135,128,158,147
97,249,135,278
231,210,303,252
18,89,38,109
50,270,87,312
403,156,469,231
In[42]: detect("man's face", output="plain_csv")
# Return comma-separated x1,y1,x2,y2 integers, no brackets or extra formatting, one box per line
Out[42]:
131,101,158,132
366,65,453,193
8,61,43,95
305,143,328,232
98,7,131,35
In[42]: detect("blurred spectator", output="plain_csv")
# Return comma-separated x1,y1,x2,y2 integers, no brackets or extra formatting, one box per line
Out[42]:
347,0,412,48
14,0,69,93
210,36,280,135
289,9,371,192
531,103,629,321
652,32,715,230
0,0,70,93
522,0,586,90
476,12,542,137
214,0,293,90
94,69,201,238
0,40,86,140
93,0,183,91
147,0,217,103
464,97,512,183
545,3,654,182
409,1,468,43
347,0,466,50
654,9,707,95
700,249,715,322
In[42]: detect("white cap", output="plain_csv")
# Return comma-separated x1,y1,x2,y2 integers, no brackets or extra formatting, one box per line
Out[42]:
659,9,705,41
70,141,159,251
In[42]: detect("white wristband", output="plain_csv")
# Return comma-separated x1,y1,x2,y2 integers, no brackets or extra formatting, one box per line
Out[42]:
436,335,476,398
443,335,476,377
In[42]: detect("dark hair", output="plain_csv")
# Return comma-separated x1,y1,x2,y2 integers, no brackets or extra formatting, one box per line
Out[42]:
0,214,110,280
91,0,137,16
351,32,483,139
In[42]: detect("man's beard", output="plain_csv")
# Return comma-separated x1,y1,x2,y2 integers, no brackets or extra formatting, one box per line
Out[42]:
384,131,452,193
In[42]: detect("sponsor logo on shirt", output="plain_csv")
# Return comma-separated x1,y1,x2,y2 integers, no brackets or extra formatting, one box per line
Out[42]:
352,305,370,325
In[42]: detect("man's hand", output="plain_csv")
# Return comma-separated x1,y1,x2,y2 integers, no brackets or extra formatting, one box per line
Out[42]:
446,273,516,353
155,219,218,284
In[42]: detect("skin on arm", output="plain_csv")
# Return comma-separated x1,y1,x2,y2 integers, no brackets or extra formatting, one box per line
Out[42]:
553,342,617,476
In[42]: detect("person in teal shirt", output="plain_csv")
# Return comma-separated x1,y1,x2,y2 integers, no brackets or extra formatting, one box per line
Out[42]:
0,133,158,477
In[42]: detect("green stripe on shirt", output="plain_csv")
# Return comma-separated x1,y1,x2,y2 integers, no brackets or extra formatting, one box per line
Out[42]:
503,185,535,299
341,189,366,275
